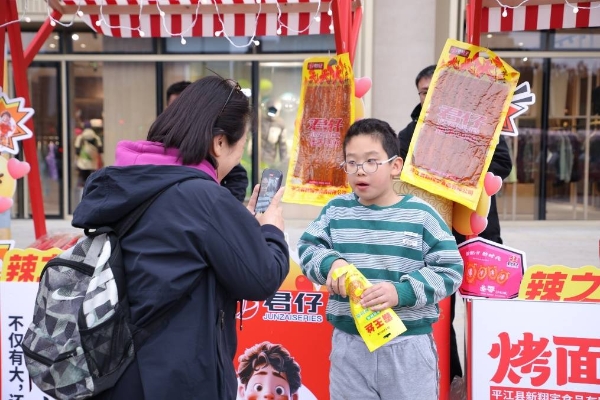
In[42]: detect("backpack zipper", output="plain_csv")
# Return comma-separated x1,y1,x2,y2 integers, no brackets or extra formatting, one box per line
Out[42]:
40,258,95,280
22,345,77,366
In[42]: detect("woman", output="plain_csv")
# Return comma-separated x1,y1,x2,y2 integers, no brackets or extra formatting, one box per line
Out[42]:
74,76,289,399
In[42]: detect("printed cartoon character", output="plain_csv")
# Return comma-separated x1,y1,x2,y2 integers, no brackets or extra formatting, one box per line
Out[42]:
0,111,17,146
465,262,477,284
488,265,498,281
0,157,30,213
237,341,302,400
452,172,503,238
347,274,367,303
496,269,510,285
476,265,488,281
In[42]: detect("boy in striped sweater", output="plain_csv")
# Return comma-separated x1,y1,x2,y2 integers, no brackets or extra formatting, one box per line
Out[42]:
298,118,463,400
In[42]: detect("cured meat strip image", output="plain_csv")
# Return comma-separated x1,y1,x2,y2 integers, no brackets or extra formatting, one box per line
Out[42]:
294,79,352,187
412,68,510,187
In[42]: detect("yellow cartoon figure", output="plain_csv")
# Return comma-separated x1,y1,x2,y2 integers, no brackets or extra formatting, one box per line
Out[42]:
0,156,30,213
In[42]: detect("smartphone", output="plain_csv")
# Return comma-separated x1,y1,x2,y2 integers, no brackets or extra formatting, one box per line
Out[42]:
255,169,283,214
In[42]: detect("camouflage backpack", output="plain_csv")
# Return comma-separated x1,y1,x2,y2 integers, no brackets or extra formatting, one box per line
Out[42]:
21,178,200,399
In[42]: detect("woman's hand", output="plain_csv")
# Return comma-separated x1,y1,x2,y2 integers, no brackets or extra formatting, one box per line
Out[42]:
255,187,285,232
246,184,260,215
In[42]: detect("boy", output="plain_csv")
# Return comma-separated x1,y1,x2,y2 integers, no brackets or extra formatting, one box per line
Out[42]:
298,118,463,400
237,341,302,400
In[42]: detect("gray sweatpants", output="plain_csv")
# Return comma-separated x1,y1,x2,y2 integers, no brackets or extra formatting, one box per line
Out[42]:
329,329,439,400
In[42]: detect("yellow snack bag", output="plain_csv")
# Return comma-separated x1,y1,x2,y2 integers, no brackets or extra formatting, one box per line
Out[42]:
332,264,407,352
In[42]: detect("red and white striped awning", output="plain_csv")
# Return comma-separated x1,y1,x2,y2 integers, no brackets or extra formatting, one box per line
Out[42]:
51,0,339,37
482,1,600,32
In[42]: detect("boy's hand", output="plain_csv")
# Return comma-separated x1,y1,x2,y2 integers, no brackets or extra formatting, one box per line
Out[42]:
360,282,398,311
326,259,349,297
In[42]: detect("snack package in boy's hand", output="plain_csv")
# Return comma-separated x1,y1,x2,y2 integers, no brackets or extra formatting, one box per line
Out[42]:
332,264,407,352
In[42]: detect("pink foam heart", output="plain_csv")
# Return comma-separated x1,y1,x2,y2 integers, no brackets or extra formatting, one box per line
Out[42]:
0,197,13,213
470,212,488,236
7,158,30,179
355,77,372,98
484,172,502,196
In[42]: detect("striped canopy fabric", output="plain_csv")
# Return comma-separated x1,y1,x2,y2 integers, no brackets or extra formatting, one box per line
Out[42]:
55,0,335,37
482,1,600,32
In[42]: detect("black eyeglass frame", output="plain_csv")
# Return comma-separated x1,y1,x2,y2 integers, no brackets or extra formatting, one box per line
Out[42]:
220,79,242,115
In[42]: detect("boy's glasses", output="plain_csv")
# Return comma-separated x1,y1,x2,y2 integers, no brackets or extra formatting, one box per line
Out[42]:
220,79,242,115
341,156,398,174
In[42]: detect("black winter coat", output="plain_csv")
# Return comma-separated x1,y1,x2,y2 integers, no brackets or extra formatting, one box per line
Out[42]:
398,104,513,244
73,165,289,400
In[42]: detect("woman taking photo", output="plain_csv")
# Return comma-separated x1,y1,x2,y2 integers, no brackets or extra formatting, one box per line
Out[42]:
74,76,289,400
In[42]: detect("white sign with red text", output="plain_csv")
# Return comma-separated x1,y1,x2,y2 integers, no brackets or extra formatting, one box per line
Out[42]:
1,281,50,399
469,298,600,400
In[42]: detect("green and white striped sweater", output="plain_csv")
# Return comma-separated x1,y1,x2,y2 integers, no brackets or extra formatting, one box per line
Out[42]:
298,193,464,336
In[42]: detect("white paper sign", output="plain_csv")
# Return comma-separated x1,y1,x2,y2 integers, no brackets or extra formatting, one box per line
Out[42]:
1,281,52,399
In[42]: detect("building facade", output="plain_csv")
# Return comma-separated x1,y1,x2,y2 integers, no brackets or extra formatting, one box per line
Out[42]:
5,0,600,221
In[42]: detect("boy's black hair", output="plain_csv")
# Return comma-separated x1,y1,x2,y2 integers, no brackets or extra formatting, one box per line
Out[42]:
343,118,400,159
166,80,192,101
1,111,11,119
148,75,251,167
237,341,301,395
415,65,436,87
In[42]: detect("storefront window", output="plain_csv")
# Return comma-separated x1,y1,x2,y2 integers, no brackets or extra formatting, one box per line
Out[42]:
552,28,600,50
72,32,154,53
28,64,62,217
68,60,104,212
6,31,60,53
498,57,600,221
260,34,335,53
257,62,302,181
479,31,542,50
165,36,250,54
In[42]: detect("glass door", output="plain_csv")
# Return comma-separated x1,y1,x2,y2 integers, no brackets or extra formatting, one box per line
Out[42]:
24,63,63,218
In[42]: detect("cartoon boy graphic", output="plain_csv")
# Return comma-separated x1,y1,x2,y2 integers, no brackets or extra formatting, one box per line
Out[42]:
237,341,302,400
0,111,16,147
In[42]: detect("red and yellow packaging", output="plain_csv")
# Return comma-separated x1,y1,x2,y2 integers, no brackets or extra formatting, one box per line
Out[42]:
282,53,354,206
400,39,520,210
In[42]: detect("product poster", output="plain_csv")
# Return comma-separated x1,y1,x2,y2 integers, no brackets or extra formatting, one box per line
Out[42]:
459,237,527,299
400,39,519,210
283,53,354,207
469,298,600,400
234,251,332,400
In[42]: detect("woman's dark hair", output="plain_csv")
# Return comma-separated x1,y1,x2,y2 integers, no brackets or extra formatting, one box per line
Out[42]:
147,75,251,167
343,118,400,159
